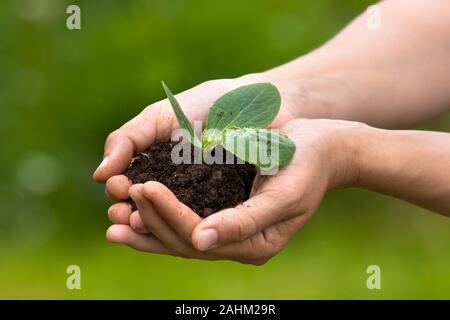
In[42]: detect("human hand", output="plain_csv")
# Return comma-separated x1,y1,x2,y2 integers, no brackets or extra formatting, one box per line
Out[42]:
93,73,306,252
105,119,364,264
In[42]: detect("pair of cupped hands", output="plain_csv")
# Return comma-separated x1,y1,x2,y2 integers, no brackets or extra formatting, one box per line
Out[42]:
93,75,363,265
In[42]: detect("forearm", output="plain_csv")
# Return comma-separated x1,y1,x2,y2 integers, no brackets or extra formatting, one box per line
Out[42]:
263,0,450,128
351,127,450,215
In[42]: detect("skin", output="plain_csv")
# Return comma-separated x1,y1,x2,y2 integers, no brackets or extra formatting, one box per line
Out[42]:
93,0,450,264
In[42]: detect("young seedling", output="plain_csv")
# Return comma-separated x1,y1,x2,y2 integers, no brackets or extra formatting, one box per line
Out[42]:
162,82,295,169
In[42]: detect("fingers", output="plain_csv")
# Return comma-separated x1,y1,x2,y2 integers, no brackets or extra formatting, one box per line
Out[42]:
93,134,136,183
129,211,150,234
107,202,133,224
107,222,285,264
106,224,173,255
105,175,132,201
107,224,220,261
108,203,150,234
129,184,188,252
141,181,202,241
192,191,296,251
106,187,295,264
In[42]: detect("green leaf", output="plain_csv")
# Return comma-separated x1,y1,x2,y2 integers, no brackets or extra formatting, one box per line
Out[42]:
162,81,201,148
206,83,281,131
221,128,295,169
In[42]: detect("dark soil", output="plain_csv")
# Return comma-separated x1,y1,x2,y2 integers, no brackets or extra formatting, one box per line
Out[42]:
125,141,256,217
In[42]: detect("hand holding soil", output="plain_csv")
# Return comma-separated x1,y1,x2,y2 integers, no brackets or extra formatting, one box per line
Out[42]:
101,119,366,264
93,0,450,265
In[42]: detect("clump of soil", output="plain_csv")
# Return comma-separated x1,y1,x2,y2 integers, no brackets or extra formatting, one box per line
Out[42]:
125,141,256,217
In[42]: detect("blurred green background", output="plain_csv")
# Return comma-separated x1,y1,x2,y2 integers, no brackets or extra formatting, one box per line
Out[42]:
0,0,449,299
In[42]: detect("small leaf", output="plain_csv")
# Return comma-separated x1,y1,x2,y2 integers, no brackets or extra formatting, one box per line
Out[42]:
221,128,295,169
162,81,201,148
206,83,281,131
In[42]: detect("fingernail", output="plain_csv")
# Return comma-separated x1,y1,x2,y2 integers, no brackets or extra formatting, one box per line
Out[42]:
197,229,218,251
96,156,109,173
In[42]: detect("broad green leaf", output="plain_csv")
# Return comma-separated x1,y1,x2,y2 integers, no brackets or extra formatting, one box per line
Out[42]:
162,82,202,148
206,83,281,132
221,128,295,169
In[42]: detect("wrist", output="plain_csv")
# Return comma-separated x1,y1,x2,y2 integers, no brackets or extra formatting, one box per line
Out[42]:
260,60,357,121
325,121,371,190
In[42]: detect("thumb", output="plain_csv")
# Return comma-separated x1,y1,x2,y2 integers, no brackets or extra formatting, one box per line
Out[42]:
191,190,295,251
93,134,135,183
